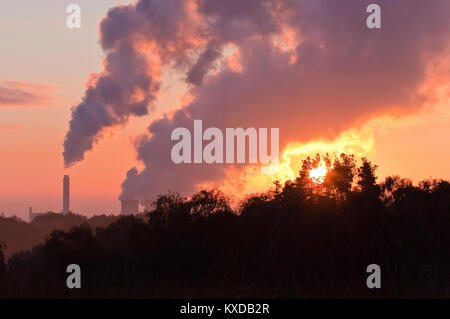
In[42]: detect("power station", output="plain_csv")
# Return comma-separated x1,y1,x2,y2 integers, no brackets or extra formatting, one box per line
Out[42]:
28,207,47,222
28,174,139,222
28,175,71,222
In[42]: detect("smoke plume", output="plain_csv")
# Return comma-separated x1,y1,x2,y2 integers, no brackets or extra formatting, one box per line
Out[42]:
63,0,450,206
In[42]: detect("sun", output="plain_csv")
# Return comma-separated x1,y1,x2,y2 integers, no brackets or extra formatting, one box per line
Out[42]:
309,166,327,184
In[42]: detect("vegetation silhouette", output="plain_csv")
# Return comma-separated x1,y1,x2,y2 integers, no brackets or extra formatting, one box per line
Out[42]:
1,153,450,298
0,213,121,258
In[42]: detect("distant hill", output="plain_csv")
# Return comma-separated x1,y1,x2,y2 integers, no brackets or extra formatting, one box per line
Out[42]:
0,213,122,258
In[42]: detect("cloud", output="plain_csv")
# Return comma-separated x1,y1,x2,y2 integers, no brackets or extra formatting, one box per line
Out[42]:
63,0,202,167
62,0,450,205
0,81,53,107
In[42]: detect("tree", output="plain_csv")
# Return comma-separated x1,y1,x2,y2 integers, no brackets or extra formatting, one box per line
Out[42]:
148,192,187,231
323,153,356,199
357,157,379,193
295,153,325,199
188,189,232,216
0,242,5,279
380,175,413,205
296,155,315,190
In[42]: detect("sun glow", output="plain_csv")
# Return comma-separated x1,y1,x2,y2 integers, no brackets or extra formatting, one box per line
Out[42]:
309,166,327,184
214,128,375,201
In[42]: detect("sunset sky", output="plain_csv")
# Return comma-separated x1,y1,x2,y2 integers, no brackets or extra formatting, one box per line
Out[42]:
1,0,449,219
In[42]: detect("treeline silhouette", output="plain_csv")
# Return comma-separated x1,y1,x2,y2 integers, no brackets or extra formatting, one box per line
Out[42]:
1,153,450,298
0,213,120,258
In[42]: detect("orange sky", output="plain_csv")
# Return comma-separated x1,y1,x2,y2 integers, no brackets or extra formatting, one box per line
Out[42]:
0,1,449,219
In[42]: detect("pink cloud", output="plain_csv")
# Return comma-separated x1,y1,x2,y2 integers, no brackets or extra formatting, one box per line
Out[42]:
0,81,54,107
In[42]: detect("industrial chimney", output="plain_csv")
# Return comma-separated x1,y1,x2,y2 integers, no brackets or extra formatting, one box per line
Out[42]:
63,175,70,215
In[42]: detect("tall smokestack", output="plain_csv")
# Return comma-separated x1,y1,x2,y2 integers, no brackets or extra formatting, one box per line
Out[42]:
63,175,70,215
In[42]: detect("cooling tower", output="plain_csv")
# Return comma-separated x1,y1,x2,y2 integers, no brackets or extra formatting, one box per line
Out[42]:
121,199,139,215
